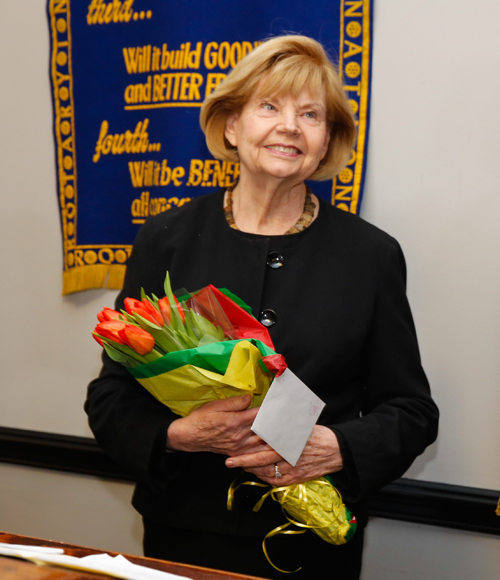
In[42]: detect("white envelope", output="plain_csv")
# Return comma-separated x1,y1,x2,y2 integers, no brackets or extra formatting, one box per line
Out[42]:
251,367,325,466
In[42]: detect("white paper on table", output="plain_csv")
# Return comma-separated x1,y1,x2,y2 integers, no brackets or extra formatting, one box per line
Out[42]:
251,367,325,466
0,542,64,555
0,546,190,580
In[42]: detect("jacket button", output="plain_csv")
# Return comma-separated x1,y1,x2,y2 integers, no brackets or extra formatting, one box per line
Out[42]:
267,252,284,269
260,309,276,327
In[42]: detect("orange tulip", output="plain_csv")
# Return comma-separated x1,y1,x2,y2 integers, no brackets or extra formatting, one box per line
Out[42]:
124,298,164,326
94,320,128,344
97,307,123,323
119,325,155,355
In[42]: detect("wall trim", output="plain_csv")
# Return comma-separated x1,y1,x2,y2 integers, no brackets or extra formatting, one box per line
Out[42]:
1,426,499,535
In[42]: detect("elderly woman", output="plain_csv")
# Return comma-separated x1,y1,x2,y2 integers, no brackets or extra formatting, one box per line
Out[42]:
86,35,438,579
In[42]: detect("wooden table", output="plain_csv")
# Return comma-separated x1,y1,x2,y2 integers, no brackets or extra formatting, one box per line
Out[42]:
0,532,270,580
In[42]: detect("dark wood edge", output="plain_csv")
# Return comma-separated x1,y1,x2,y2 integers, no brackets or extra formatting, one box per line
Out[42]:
1,426,500,535
0,531,271,580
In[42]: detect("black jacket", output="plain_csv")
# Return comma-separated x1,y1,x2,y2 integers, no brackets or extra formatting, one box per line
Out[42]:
85,189,439,537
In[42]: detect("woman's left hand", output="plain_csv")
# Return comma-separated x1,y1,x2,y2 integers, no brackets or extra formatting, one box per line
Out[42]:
225,425,343,485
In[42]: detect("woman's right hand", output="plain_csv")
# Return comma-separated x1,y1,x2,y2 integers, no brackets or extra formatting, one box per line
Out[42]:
166,395,264,455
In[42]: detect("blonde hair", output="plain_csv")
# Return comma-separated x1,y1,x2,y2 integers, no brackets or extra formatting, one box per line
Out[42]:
200,35,357,181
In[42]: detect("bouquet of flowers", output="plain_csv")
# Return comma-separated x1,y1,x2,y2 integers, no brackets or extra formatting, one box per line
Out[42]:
92,272,356,571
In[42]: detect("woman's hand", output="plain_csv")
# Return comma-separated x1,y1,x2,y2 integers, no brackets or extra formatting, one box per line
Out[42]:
166,395,265,455
225,425,344,486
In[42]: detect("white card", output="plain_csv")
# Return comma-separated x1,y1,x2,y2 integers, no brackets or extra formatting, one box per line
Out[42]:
251,368,325,466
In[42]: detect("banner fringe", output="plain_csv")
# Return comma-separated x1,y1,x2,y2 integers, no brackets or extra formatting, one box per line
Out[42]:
62,265,126,296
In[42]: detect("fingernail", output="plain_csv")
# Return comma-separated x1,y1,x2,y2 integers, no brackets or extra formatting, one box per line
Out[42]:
226,459,234,467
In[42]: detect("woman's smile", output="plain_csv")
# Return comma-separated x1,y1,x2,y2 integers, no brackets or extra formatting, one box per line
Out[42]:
265,144,303,155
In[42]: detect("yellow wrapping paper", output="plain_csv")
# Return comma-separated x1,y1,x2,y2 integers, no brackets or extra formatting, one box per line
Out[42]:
135,340,272,416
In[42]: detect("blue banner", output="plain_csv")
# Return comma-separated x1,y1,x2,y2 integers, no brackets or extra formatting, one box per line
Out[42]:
47,0,373,294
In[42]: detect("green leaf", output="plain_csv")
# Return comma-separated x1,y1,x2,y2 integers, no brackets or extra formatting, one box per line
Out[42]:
163,271,184,332
148,326,184,353
183,309,201,341
132,312,164,331
190,310,225,341
95,334,162,364
119,310,138,324
102,342,140,368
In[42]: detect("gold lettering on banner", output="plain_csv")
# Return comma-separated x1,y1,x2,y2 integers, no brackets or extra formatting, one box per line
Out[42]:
87,0,151,25
186,159,239,188
203,41,255,70
205,73,227,97
123,45,152,73
122,41,262,110
345,1,363,17
343,40,362,59
128,159,186,187
53,0,68,14
131,191,191,223
92,119,161,162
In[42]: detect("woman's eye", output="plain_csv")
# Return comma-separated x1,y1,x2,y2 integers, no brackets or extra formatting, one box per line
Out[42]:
304,111,317,119
262,103,275,111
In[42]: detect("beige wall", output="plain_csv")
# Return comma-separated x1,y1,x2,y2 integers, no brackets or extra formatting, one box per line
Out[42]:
1,1,500,578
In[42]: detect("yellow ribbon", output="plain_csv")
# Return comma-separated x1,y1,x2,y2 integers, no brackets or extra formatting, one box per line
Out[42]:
261,523,305,574
228,477,353,573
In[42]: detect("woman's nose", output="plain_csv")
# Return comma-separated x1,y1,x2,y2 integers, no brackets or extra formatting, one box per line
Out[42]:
277,110,301,134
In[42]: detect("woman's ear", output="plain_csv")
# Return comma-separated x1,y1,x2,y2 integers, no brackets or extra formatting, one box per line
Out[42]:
225,114,238,147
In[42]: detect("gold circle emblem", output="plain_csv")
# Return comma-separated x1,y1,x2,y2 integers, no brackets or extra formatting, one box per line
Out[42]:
59,86,69,101
56,18,67,33
63,156,73,170
67,253,75,266
60,121,71,135
67,222,75,237
114,250,128,264
56,51,68,66
345,62,361,78
348,99,359,114
84,250,98,265
346,22,362,38
338,168,353,183
65,184,74,199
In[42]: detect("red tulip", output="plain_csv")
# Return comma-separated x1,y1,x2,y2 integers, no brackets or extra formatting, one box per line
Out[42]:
118,325,155,355
94,320,128,344
158,297,171,323
175,295,186,323
97,307,123,323
158,296,185,324
124,297,163,326
141,299,165,326
95,321,128,342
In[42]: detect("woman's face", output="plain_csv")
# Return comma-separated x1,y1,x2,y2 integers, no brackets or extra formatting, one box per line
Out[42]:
225,87,330,186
